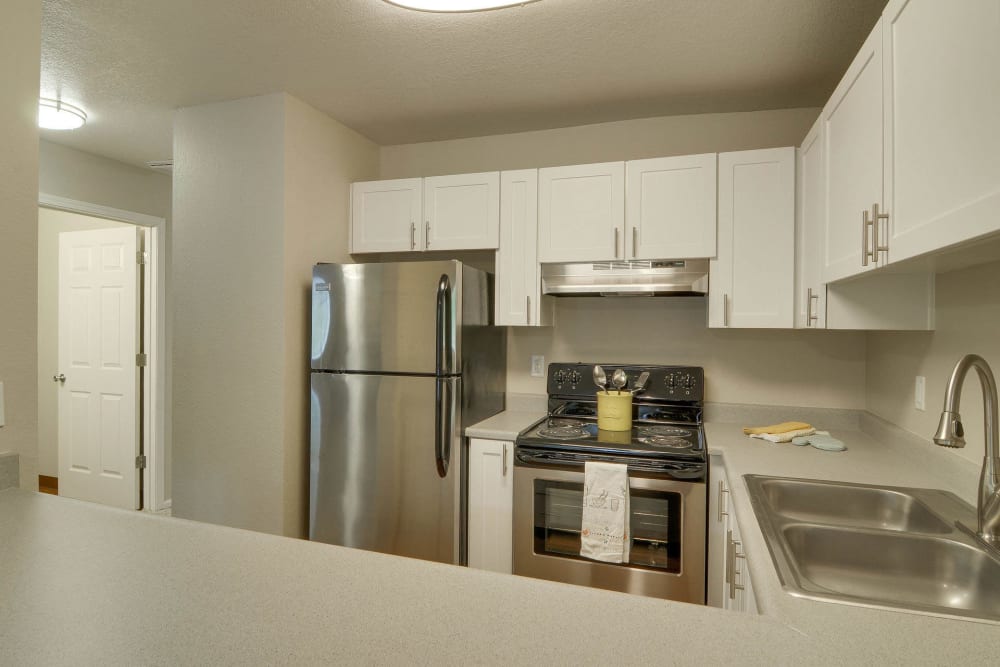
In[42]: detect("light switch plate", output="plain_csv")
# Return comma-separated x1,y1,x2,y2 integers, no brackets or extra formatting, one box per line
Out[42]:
530,355,545,378
914,376,926,411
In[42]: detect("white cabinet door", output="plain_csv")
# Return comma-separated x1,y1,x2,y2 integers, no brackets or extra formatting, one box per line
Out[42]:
883,0,1000,263
351,178,423,253
423,172,500,251
795,118,827,329
468,438,514,574
822,19,885,283
711,148,796,329
707,454,730,608
496,170,553,327
537,162,625,263
625,154,717,259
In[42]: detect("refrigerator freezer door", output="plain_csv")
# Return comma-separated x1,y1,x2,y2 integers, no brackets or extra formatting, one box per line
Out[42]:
312,261,461,374
310,372,463,564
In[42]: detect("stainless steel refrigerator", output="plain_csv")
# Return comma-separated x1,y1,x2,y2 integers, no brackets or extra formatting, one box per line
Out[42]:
310,260,506,565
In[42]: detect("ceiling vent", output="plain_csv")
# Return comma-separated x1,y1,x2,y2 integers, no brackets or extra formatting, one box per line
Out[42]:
146,160,173,174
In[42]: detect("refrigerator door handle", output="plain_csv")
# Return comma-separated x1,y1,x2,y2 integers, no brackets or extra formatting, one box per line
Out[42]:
435,273,453,375
435,377,457,478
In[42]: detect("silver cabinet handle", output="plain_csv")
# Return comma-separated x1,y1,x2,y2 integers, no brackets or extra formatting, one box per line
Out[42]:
425,221,431,249
526,295,531,325
862,208,875,266
728,533,745,599
725,529,734,587
733,543,746,596
632,227,638,258
717,480,729,522
807,287,819,326
410,222,416,250
614,227,620,258
502,443,508,477
723,293,730,327
873,203,889,260
53,373,66,383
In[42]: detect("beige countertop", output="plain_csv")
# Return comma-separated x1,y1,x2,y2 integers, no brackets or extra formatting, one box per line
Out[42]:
2,413,997,664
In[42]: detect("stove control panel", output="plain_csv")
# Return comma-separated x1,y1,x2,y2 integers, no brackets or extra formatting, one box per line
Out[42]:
547,363,704,402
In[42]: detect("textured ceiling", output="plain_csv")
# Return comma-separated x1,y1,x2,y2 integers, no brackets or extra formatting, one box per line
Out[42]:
40,0,887,168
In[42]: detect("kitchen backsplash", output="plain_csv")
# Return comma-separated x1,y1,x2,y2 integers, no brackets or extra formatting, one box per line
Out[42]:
508,296,866,410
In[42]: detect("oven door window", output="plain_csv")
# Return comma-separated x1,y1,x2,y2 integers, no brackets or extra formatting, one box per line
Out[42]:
533,480,682,573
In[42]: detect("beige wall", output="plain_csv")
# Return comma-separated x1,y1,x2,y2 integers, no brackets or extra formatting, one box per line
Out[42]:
379,108,820,178
37,141,174,493
379,107,869,410
36,209,129,477
173,93,288,534
511,298,866,408
281,95,379,537
867,260,1000,466
172,93,377,537
0,0,41,489
39,140,172,219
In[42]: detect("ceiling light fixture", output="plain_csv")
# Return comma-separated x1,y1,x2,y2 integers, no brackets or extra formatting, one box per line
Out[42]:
384,0,539,12
38,98,87,130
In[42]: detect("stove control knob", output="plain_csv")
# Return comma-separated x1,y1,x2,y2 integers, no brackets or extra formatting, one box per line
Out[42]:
683,374,695,389
665,373,677,389
569,370,582,385
554,370,566,385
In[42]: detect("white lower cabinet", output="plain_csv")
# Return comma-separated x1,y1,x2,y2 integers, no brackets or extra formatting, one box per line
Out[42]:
708,454,757,612
468,438,514,574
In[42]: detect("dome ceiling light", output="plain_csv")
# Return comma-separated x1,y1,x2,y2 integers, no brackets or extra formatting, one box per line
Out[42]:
384,0,539,12
38,98,87,130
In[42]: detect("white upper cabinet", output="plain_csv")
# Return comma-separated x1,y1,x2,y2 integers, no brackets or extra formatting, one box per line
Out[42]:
822,18,886,283
711,148,796,329
882,0,1000,262
537,161,625,263
423,172,500,251
795,118,827,329
351,178,423,253
625,154,717,259
495,170,553,327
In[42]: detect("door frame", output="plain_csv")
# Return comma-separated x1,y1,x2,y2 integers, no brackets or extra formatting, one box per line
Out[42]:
39,193,169,512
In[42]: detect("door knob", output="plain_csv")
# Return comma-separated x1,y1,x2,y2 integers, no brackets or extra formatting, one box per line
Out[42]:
53,373,66,383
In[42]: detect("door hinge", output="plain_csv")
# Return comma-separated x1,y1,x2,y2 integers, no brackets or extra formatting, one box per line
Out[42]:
136,251,147,265
135,455,147,469
136,353,148,367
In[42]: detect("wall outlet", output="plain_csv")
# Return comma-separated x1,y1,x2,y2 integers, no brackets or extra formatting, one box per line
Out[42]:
530,355,545,378
914,376,926,411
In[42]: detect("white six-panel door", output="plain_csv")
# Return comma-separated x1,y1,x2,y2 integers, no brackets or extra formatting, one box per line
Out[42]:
625,154,717,259
58,227,142,509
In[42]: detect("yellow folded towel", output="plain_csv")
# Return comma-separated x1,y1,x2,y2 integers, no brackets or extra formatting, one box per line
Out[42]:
742,421,813,436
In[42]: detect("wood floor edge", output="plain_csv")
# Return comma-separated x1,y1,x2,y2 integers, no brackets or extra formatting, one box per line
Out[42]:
38,475,58,495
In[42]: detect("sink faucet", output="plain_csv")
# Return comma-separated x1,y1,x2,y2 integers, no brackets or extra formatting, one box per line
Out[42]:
933,354,1000,545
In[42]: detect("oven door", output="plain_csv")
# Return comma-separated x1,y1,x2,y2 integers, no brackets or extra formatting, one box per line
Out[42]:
513,462,706,603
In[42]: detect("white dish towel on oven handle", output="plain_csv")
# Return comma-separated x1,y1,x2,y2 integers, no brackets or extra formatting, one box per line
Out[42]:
580,461,631,564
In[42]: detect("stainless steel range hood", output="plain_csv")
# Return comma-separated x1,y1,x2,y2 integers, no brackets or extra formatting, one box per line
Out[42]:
541,259,709,297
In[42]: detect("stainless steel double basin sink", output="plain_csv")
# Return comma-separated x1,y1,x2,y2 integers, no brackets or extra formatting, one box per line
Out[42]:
744,475,1000,622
